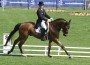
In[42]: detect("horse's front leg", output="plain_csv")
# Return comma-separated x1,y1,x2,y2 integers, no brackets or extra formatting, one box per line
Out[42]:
54,38,71,58
48,40,53,58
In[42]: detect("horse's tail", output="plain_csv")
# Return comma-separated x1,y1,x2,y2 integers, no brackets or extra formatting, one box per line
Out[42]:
4,23,21,46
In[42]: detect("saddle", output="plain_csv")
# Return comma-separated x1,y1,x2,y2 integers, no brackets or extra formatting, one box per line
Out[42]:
35,22,49,34
35,24,49,40
35,26,49,34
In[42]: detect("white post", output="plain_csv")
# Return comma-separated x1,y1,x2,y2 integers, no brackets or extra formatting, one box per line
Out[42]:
45,47,47,56
84,0,86,10
58,47,61,56
3,33,11,54
2,0,4,11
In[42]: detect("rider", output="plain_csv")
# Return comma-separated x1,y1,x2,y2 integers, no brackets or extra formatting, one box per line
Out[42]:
35,1,53,41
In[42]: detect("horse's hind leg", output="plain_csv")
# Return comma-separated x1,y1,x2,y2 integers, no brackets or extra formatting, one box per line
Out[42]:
18,38,27,54
18,36,28,54
8,37,20,54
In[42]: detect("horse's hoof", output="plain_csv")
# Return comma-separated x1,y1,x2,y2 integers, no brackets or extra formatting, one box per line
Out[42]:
4,44,7,46
68,55,72,59
7,51,11,54
48,55,52,58
21,54,27,57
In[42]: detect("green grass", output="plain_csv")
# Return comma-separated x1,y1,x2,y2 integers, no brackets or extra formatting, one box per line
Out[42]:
0,56,90,65
0,7,90,65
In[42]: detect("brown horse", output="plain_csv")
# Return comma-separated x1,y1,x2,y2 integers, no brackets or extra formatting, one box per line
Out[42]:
5,18,71,58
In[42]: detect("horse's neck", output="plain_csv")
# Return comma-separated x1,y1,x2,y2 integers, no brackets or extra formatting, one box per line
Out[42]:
50,21,62,32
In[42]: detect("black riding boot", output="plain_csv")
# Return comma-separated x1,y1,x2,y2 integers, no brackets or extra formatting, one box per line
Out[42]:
41,28,47,41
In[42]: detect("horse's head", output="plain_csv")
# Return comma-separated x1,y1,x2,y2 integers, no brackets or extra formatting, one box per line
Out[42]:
51,18,71,36
62,19,71,36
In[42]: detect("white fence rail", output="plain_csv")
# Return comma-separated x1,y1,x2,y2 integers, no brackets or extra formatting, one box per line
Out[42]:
0,44,90,58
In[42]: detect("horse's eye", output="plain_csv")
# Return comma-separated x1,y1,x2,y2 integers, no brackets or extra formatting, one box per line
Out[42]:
66,25,70,29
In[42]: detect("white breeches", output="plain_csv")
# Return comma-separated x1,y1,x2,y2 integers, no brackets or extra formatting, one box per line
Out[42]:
41,20,47,30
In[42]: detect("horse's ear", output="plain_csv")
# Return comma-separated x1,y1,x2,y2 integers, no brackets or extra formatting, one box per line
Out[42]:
68,19,71,24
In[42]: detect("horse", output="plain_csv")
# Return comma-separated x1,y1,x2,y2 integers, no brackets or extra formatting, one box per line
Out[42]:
5,18,71,58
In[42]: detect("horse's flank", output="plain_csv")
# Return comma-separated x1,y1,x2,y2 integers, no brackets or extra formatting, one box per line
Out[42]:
19,22,41,39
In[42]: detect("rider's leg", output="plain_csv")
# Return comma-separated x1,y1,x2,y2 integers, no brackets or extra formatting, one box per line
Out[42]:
41,20,47,30
41,20,47,41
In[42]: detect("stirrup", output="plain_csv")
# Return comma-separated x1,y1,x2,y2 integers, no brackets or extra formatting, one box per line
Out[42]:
41,36,47,41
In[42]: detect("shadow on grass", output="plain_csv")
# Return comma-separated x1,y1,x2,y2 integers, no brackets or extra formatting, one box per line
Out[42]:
0,54,34,57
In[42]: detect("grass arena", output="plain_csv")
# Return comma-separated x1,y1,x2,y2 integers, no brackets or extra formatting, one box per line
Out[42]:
0,7,90,65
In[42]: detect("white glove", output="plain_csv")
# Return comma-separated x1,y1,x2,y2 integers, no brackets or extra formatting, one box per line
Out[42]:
50,18,54,21
47,19,51,22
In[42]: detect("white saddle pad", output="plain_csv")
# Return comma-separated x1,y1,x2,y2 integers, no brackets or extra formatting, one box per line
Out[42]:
35,27,49,34
35,26,41,33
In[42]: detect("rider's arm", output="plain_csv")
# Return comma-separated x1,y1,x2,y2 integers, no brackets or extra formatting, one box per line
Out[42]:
44,10,50,19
